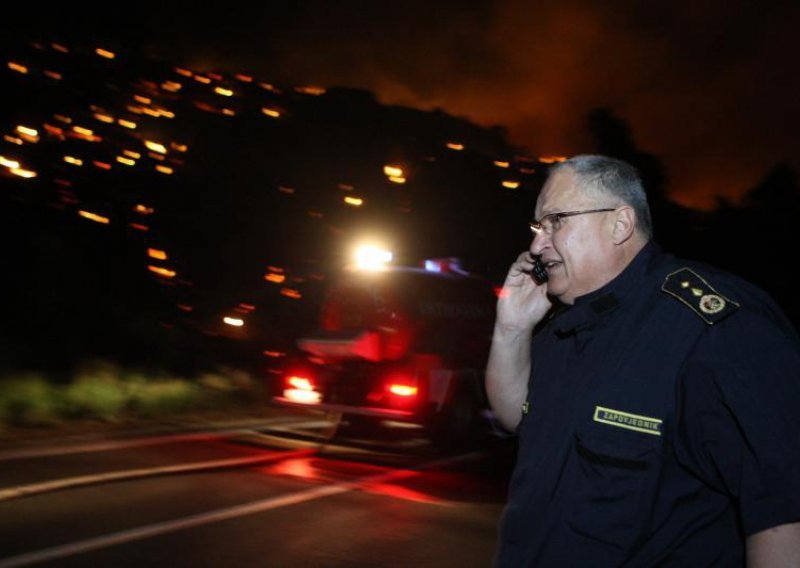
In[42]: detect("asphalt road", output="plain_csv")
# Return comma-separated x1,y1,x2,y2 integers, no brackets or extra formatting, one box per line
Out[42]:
0,412,516,567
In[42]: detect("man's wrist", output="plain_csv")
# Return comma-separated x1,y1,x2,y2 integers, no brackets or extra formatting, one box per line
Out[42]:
493,322,535,342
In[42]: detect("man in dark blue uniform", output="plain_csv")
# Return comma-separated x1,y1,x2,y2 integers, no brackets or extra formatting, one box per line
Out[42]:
487,155,800,566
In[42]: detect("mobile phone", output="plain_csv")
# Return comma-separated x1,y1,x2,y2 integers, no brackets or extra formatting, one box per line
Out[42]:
526,255,548,285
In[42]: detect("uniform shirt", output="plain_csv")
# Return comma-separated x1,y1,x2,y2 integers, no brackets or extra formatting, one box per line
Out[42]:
495,242,800,567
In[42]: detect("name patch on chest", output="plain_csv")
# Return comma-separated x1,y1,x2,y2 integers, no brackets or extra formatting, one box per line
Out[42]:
593,406,662,436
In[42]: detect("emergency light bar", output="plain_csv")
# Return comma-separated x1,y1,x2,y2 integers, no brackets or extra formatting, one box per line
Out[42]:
423,257,468,275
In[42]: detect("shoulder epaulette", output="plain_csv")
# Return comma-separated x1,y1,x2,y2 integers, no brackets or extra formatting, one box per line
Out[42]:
661,267,739,325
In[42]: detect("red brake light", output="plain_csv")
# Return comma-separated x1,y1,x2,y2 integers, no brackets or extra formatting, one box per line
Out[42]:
287,375,314,390
283,373,321,404
388,384,418,397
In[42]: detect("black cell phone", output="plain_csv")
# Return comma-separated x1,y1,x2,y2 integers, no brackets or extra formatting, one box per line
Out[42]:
527,255,548,285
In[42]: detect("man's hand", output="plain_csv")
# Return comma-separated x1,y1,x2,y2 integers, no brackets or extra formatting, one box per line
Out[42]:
496,251,552,334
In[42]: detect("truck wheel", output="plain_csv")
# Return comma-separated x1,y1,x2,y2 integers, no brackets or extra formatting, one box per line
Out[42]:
429,387,482,450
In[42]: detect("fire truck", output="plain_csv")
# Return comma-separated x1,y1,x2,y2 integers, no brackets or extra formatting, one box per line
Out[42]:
272,256,499,446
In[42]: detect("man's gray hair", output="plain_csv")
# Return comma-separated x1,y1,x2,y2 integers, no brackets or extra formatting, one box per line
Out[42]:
552,155,653,240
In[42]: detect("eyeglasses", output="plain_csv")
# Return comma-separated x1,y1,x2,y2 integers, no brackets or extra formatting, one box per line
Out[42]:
529,208,616,235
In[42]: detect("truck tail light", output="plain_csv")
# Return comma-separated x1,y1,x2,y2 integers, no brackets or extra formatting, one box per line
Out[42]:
288,375,314,391
283,373,321,404
383,373,419,409
388,384,418,397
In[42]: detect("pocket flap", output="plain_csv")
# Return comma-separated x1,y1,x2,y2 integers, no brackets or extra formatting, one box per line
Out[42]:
574,430,658,467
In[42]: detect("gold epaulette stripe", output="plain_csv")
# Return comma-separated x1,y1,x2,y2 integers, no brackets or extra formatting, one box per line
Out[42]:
661,267,739,325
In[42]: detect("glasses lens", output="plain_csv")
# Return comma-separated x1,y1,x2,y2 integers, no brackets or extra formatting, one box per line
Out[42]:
529,217,552,235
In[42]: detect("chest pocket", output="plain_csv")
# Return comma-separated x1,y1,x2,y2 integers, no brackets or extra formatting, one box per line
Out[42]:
567,429,661,555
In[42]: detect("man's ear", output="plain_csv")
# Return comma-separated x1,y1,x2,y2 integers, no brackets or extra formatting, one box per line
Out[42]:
611,206,636,244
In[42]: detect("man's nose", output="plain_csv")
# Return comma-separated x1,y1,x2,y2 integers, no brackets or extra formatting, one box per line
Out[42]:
530,231,550,255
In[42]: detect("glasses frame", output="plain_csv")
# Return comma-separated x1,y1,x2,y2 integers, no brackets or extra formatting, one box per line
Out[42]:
529,208,617,235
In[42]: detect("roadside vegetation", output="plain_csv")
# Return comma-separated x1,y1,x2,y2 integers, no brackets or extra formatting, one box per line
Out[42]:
0,360,270,432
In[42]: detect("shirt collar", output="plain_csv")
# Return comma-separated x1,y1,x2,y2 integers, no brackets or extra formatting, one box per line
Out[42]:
552,241,660,335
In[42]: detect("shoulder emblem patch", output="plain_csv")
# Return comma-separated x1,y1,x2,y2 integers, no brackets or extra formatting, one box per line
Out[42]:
661,267,739,324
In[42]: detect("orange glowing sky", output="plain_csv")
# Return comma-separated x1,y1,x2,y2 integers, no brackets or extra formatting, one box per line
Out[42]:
11,0,800,210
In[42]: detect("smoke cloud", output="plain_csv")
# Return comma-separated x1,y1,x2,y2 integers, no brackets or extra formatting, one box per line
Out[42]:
27,0,798,209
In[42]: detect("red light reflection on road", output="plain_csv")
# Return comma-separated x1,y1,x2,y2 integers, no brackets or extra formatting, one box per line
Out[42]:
259,457,446,505
262,457,321,481
361,482,444,504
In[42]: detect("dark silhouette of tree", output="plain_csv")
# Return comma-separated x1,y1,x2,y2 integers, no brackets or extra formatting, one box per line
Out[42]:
742,163,800,214
587,108,669,203
736,164,800,322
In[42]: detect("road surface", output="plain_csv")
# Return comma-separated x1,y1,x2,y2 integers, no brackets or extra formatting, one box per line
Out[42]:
0,410,516,567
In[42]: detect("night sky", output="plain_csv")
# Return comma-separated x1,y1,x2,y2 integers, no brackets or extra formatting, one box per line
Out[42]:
6,0,800,209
